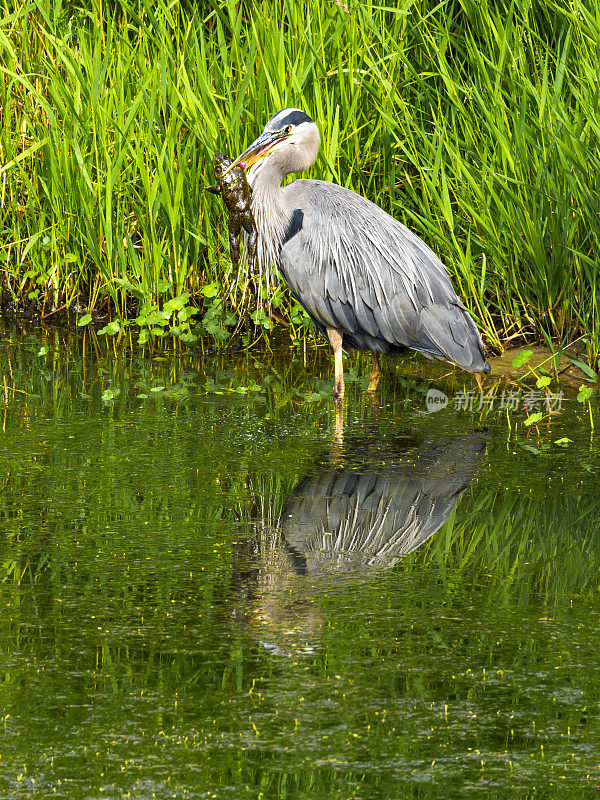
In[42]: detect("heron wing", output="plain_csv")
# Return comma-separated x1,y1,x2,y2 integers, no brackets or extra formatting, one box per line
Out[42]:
279,179,487,370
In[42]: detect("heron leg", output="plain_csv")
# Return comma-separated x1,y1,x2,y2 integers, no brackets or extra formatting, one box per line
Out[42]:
475,373,485,392
326,327,345,399
367,353,382,392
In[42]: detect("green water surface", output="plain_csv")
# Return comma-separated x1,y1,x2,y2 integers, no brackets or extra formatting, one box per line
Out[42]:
1,323,599,799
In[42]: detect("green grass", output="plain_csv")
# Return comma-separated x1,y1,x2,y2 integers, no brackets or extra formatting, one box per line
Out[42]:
0,0,599,364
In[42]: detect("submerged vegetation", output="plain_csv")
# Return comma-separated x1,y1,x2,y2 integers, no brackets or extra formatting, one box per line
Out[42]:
1,0,599,365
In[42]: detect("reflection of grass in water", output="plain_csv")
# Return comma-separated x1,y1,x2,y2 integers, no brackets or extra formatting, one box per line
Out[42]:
411,487,600,603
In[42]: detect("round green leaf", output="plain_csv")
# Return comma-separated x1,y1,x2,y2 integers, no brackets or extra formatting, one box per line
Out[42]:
512,350,533,369
98,321,120,336
101,387,120,403
201,282,219,298
577,386,593,403
523,412,543,427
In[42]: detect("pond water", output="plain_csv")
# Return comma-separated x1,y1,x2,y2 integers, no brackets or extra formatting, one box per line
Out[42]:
1,322,599,799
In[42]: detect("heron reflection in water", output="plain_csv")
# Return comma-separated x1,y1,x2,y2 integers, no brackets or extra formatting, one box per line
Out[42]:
227,108,491,399
231,432,488,654
281,432,488,575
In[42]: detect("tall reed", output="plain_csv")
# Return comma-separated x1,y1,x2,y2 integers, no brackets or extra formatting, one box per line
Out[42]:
0,0,599,362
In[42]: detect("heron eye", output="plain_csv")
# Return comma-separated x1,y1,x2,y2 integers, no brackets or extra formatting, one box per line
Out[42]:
284,125,292,134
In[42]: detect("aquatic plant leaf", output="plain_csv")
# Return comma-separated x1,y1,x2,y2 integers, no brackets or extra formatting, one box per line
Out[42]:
164,294,191,313
97,321,120,336
201,282,219,298
142,311,168,326
524,412,543,426
568,357,598,382
101,387,120,403
114,279,144,302
177,306,197,322
77,314,92,327
577,386,593,403
178,332,199,344
512,350,533,369
521,443,542,454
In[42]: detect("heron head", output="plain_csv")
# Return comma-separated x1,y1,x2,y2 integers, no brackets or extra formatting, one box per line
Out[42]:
225,108,320,185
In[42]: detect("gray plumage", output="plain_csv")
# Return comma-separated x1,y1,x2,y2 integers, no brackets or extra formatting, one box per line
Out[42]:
228,108,490,390
280,179,485,367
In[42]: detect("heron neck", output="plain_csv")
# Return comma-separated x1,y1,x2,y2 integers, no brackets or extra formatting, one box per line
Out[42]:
249,164,293,274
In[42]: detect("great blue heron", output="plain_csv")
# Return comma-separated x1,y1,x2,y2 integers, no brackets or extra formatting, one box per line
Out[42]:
227,108,491,398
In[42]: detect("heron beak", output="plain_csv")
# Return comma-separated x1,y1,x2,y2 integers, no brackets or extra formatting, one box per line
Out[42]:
222,130,289,175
